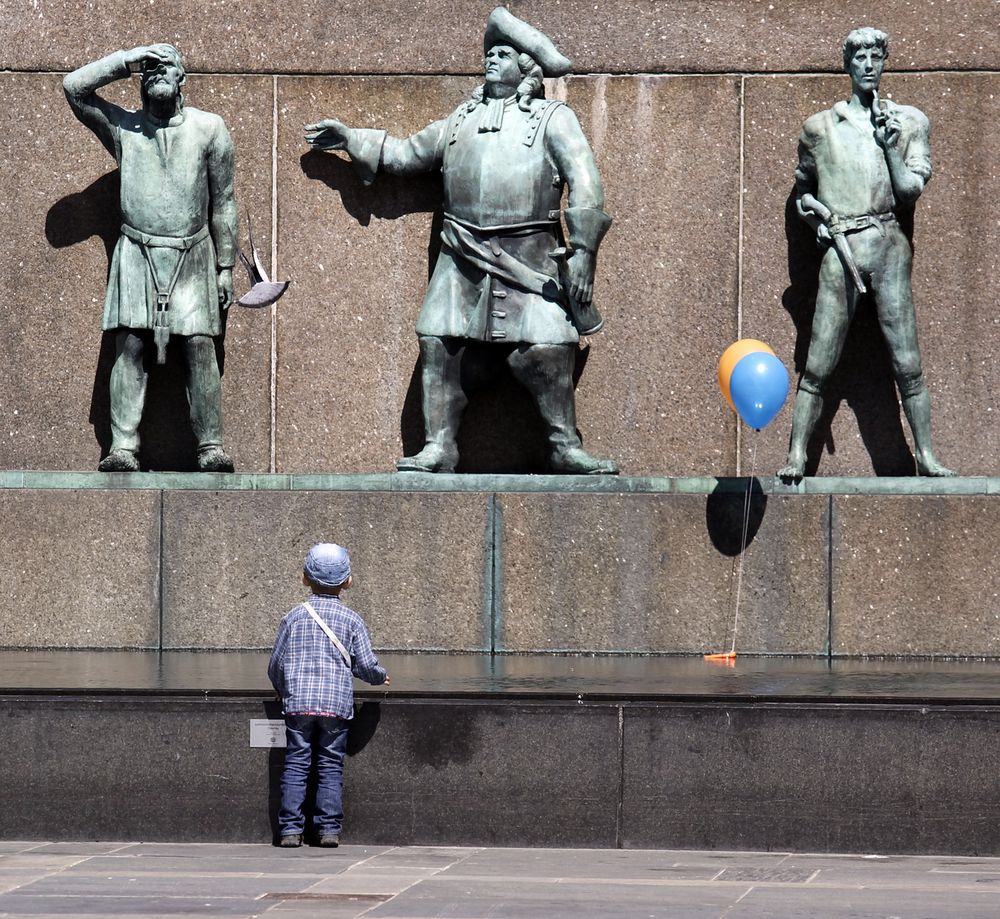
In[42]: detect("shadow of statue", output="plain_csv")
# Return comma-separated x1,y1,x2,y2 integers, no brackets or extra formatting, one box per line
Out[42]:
782,188,915,475
46,171,121,270
303,149,597,474
47,171,227,471
300,150,443,227
398,342,590,473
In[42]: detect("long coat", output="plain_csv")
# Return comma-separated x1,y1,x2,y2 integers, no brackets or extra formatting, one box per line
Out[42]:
347,94,605,345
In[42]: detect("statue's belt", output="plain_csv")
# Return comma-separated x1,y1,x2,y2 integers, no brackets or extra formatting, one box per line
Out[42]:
828,212,896,237
120,223,210,251
440,214,559,297
120,222,210,364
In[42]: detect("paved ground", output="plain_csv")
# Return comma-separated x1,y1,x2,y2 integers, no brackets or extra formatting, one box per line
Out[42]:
0,841,998,918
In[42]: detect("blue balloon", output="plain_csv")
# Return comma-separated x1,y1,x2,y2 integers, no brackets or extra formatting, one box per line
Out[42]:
729,352,789,430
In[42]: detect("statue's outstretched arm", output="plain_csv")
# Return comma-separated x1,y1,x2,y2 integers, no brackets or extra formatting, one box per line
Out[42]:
305,116,448,186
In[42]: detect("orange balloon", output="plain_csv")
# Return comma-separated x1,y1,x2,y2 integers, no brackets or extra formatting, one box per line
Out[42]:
718,339,776,411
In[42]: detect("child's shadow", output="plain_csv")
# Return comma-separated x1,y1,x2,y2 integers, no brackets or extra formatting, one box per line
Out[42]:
782,189,915,476
46,171,216,470
302,150,576,474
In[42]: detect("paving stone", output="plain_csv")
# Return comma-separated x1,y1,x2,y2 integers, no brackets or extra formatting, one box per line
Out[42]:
727,885,1000,919
0,894,266,917
441,847,719,881
366,878,747,919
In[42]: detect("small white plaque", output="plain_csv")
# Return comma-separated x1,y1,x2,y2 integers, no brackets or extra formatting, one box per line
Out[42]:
250,719,286,748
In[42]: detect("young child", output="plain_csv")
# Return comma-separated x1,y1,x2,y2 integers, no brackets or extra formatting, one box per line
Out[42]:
267,543,389,847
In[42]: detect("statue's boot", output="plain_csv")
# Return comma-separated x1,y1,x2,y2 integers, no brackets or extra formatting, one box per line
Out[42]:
508,343,618,475
103,329,147,471
902,388,956,477
98,449,140,472
397,336,466,473
778,387,824,480
198,446,235,472
185,335,234,473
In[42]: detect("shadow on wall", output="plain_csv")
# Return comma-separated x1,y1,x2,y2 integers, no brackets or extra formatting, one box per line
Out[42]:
705,478,767,556
300,149,592,474
45,171,225,471
782,188,916,476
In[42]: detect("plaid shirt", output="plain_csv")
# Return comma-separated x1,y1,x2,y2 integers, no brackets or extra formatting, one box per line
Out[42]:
267,593,387,720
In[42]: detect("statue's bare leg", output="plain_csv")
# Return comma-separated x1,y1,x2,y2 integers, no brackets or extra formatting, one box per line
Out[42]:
183,335,233,472
779,248,857,479
100,328,146,472
873,238,955,476
506,343,618,475
397,335,468,473
778,389,824,480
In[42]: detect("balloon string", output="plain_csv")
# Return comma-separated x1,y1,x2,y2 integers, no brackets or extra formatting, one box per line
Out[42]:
730,434,759,655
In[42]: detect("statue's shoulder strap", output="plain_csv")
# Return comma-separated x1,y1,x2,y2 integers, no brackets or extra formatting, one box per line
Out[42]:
447,100,475,146
524,98,565,147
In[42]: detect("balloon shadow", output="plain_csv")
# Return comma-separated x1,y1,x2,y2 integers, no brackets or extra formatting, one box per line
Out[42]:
782,189,915,475
47,171,226,471
705,477,767,556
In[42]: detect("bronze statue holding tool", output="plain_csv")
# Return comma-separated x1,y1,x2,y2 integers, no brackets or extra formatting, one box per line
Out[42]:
778,27,954,479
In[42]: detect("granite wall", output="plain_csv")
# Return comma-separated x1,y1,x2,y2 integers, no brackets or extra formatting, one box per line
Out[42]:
3,1,999,478
2,694,999,854
3,478,1000,657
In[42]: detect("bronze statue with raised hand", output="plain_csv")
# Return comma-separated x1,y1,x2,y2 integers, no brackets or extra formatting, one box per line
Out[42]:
305,7,617,475
64,43,238,472
779,27,954,479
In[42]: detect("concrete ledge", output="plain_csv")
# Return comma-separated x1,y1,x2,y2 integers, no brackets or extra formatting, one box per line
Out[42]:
1,471,998,495
496,492,829,654
0,490,160,649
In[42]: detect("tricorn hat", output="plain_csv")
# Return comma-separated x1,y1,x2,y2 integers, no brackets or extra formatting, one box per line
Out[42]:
483,7,572,77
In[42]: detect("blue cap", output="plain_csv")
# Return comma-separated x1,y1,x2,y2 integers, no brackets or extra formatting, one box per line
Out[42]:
304,543,351,587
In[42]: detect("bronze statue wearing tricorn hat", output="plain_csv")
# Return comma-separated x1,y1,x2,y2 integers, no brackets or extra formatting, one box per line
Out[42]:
306,7,618,475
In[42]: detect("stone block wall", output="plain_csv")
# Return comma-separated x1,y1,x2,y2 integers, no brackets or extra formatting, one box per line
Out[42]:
2,1,999,477
2,476,999,657
2,4,999,661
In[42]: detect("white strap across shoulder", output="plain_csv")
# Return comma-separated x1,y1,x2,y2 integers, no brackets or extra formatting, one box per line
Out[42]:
303,601,351,667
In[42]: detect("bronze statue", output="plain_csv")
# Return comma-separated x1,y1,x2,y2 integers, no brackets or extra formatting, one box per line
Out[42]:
779,27,953,479
305,8,618,474
64,44,237,472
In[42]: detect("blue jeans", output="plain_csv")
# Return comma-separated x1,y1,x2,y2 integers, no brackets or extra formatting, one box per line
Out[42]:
279,714,349,837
